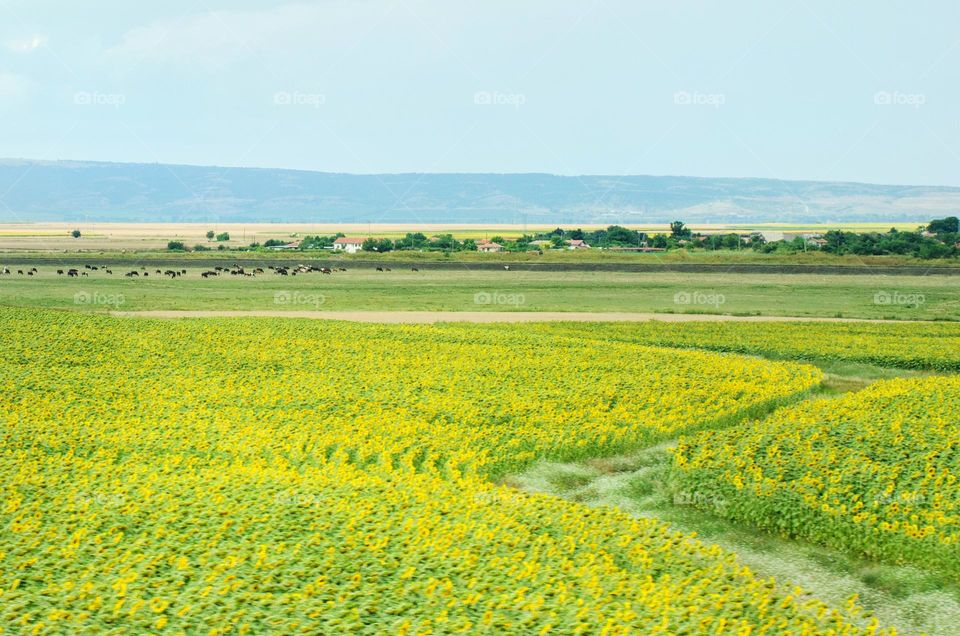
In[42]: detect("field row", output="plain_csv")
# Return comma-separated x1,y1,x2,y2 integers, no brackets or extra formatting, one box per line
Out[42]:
673,376,960,578
514,320,960,370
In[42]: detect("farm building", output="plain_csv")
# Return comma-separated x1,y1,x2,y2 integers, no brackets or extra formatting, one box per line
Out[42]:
332,237,369,254
477,240,504,253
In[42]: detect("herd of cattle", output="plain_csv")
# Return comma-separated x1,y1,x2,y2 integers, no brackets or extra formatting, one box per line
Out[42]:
0,264,428,278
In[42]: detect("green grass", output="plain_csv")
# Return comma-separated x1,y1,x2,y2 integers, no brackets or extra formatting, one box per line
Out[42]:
2,268,959,319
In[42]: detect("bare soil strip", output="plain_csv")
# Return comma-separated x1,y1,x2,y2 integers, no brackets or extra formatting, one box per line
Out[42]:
109,310,920,324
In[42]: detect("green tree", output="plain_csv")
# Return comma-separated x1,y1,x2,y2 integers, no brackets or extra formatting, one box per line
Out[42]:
167,240,187,251
927,217,959,234
71,229,81,238
216,232,230,242
670,221,691,239
206,230,215,240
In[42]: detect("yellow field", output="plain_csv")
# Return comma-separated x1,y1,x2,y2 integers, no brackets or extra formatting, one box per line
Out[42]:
674,376,960,576
0,308,895,634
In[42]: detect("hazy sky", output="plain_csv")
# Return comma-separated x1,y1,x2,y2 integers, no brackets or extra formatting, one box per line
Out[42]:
1,1,958,185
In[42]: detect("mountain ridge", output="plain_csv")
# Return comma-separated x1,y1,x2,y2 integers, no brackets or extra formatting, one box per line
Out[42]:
1,159,956,224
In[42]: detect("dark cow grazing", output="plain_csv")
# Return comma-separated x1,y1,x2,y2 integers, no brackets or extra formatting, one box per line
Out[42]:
181,269,187,275
125,271,139,277
81,272,88,277
30,268,37,273
68,269,79,277
17,270,23,275
1,268,9,275
156,270,162,274
201,271,217,278
411,267,419,272
321,268,332,275
57,269,64,275
143,272,149,277
106,270,113,275
91,266,98,271
385,268,392,272
376,267,384,272
84,265,92,270
27,271,34,276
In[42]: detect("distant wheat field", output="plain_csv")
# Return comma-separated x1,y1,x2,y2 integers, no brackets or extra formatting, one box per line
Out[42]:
0,221,926,251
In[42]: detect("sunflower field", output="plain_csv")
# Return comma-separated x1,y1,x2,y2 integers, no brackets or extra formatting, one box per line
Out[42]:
0,307,892,633
673,376,960,577
501,320,960,370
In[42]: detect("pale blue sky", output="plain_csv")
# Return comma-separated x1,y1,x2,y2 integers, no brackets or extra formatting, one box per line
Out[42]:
1,1,958,185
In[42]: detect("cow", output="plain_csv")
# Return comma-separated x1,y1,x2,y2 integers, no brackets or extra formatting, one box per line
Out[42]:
376,267,384,272
106,269,113,275
57,269,64,275
411,267,419,272
68,269,79,277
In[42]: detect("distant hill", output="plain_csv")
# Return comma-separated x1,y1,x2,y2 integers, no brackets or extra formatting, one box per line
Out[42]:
0,159,957,224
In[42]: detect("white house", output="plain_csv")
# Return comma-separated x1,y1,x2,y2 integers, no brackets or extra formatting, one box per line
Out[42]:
476,240,504,253
332,237,368,254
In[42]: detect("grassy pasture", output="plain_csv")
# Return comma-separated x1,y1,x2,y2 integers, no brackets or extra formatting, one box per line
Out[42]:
1,266,958,319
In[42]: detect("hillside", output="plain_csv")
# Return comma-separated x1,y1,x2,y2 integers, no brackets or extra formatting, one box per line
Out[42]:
1,159,958,224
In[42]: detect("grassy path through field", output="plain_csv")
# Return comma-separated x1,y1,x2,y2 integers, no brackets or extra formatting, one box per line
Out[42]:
507,360,960,636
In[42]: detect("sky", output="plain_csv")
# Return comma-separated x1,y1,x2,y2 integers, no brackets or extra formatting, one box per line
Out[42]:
1,0,958,185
